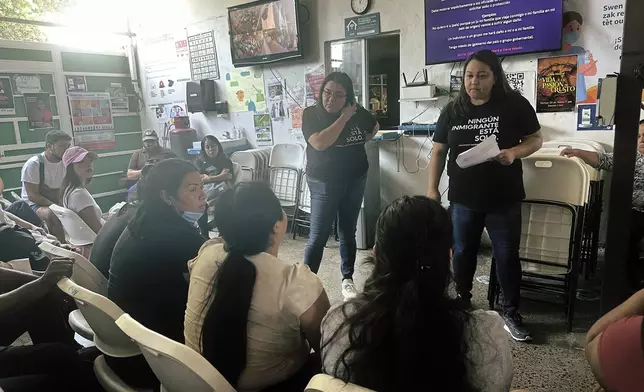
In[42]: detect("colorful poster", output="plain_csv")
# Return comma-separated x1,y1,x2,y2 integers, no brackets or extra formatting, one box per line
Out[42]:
225,68,266,113
537,55,578,113
188,31,220,81
106,83,129,112
66,76,87,92
0,77,15,115
153,102,187,124
286,81,305,128
69,92,115,150
305,64,325,106
267,78,286,121
553,0,625,104
506,71,537,108
24,93,54,130
13,75,41,94
254,113,273,146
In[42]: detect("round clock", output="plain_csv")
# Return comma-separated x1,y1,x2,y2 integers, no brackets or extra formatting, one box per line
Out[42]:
351,0,371,15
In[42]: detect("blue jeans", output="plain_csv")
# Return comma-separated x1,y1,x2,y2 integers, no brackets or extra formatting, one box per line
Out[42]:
304,175,367,280
450,203,522,314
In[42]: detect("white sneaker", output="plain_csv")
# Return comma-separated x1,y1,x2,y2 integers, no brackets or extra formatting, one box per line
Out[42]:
341,279,358,301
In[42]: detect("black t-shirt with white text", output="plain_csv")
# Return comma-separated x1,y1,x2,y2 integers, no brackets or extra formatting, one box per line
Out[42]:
302,105,377,182
433,94,540,210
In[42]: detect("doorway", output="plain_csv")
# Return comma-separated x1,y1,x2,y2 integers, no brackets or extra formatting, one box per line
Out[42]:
325,32,401,129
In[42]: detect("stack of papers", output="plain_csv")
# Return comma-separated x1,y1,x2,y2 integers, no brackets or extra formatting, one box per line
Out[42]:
456,135,501,169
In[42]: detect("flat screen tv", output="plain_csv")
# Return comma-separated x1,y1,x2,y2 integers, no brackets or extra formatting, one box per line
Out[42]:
425,0,564,65
228,0,302,67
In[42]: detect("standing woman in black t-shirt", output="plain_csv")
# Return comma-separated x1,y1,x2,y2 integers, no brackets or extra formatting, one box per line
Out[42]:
427,50,542,342
302,72,379,301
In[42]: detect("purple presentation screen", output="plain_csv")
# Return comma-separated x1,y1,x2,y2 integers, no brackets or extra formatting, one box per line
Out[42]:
425,0,563,64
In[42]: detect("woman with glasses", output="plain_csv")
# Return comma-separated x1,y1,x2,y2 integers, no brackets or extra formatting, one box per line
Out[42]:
301,72,379,301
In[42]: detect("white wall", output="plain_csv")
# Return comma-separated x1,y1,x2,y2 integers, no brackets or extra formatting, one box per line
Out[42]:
130,0,635,203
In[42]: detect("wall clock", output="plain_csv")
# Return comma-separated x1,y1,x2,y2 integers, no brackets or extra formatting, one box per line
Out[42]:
351,0,371,15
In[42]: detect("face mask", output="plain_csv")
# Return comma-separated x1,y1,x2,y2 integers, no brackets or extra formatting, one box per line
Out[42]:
563,31,580,45
181,210,205,227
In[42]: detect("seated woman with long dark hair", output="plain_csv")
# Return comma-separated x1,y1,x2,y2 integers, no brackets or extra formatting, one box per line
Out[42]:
195,135,233,201
321,196,513,391
184,181,330,392
108,158,206,388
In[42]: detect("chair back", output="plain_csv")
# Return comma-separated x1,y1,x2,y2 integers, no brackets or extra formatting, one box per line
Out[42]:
39,242,107,295
520,202,576,275
269,143,304,170
270,168,299,208
522,155,589,206
535,148,600,182
49,204,97,246
543,139,605,154
298,173,312,213
115,314,236,392
57,278,139,358
304,374,374,392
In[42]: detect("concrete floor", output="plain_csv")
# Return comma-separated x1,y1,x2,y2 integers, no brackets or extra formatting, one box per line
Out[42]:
279,237,600,392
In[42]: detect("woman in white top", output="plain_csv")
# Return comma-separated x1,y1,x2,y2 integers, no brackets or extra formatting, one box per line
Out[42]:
60,146,102,234
321,196,514,392
184,181,330,392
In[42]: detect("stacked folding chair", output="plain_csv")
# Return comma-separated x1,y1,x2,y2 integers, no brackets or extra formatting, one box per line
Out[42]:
230,147,272,183
268,143,305,226
488,153,590,331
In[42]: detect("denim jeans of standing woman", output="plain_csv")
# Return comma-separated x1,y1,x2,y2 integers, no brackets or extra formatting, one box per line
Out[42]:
304,175,367,280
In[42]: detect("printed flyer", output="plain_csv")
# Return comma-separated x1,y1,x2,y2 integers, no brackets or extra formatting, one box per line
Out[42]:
536,55,578,113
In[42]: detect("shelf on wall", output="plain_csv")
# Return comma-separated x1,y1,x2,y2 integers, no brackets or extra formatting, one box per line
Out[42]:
399,96,441,108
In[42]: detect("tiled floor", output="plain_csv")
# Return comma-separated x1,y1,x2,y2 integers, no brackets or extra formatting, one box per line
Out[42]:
280,237,600,392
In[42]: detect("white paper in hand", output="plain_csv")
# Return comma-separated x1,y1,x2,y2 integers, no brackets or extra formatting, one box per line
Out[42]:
456,135,501,169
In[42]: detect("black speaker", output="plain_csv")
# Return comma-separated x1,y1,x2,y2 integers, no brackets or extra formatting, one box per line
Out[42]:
186,81,202,113
186,80,217,113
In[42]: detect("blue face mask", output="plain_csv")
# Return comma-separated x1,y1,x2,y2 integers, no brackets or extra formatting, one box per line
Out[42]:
181,210,205,227
563,31,580,45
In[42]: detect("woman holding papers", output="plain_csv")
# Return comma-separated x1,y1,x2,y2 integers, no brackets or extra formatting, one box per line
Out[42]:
427,50,542,342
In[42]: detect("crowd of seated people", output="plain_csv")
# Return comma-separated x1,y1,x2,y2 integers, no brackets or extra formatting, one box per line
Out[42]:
6,130,644,391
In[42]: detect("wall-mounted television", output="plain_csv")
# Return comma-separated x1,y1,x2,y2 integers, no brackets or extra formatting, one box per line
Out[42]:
425,0,564,65
228,0,302,67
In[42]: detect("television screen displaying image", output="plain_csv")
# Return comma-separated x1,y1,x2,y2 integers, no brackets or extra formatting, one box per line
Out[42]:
425,0,563,65
228,0,302,67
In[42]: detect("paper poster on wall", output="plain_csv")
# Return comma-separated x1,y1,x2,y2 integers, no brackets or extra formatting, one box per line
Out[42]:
506,72,537,108
286,81,305,128
289,128,305,144
254,114,273,146
576,103,614,131
188,31,220,81
450,75,462,96
554,0,625,104
537,55,578,113
24,93,53,130
69,92,115,150
225,68,266,113
0,77,15,115
13,75,41,94
305,64,324,106
66,76,87,92
140,32,191,106
153,102,187,124
268,78,286,121
106,83,129,112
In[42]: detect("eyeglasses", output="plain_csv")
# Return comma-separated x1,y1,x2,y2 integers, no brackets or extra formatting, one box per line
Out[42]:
323,90,347,100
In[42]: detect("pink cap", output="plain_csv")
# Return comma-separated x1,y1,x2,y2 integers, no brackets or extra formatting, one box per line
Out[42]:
62,146,98,168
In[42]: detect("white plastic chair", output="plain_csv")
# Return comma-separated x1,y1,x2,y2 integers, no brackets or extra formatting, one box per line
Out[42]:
115,314,236,392
522,155,590,206
56,278,148,392
49,204,97,246
41,243,108,341
39,242,107,295
269,143,304,170
293,173,312,239
304,374,374,392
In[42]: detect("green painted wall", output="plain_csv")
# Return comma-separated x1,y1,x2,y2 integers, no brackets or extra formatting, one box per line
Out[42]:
0,47,141,208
